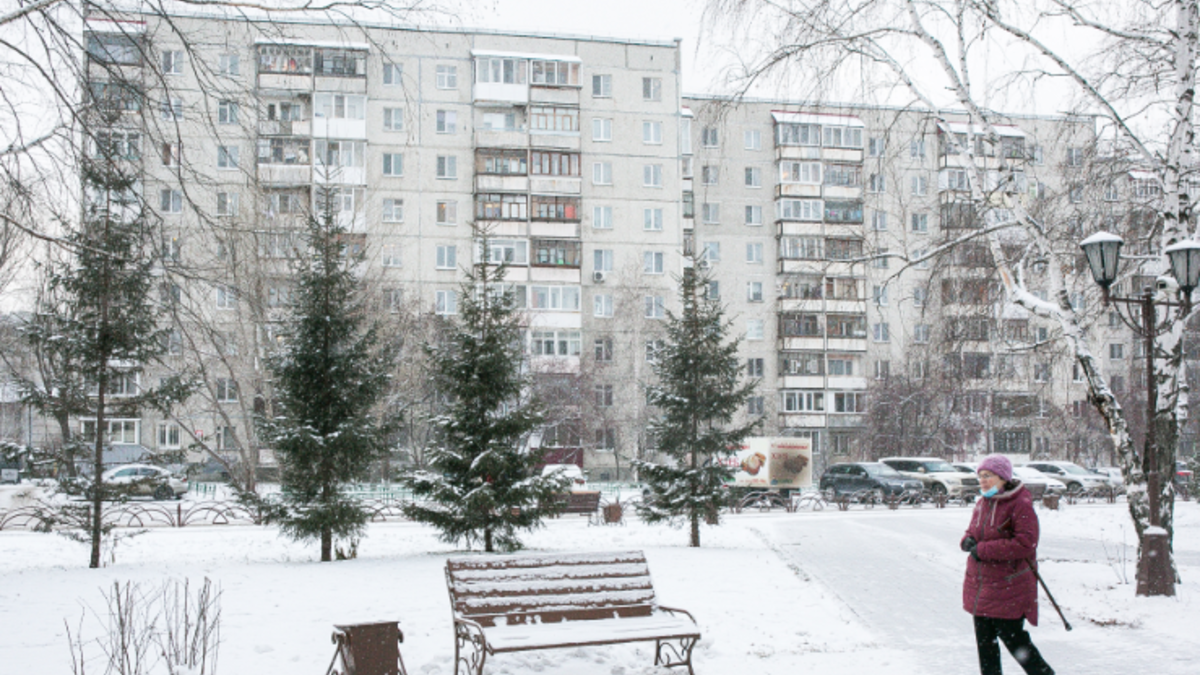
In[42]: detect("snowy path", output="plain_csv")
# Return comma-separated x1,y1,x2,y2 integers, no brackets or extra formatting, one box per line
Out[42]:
759,504,1196,674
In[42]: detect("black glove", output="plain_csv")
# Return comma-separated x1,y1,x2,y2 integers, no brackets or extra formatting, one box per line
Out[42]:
962,537,981,561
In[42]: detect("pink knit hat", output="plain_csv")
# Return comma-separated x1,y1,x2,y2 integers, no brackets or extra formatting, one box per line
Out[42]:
978,454,1013,482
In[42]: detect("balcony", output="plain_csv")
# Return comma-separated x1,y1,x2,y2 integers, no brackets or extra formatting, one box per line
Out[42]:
258,119,312,137
530,86,579,106
529,353,581,374
780,336,826,352
530,221,579,238
313,117,366,140
476,174,529,192
529,132,580,151
780,375,825,389
826,336,868,352
314,76,366,94
776,145,822,162
776,183,822,199
778,412,827,429
258,73,313,91
474,82,528,104
529,267,580,284
476,127,528,148
257,164,312,185
529,176,581,195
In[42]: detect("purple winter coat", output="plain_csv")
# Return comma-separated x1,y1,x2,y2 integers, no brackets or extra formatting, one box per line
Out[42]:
961,481,1039,625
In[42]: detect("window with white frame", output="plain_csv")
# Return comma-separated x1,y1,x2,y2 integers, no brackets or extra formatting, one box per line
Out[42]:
529,285,581,311
436,244,456,269
593,161,613,185
437,155,457,179
778,198,822,221
875,360,891,379
436,289,457,315
744,129,761,150
644,208,663,231
645,295,665,318
383,107,404,131
381,244,402,267
747,281,764,302
436,64,457,89
383,62,402,85
160,98,183,120
701,165,719,185
910,139,926,158
746,242,763,264
219,53,239,75
594,249,614,272
823,125,863,148
644,251,664,274
382,198,403,223
157,422,181,449
701,241,720,262
872,322,890,342
214,425,236,451
218,145,239,169
873,285,888,305
382,152,403,176
871,211,888,231
827,356,854,376
486,239,529,265
643,121,662,144
913,286,927,307
216,285,238,309
643,164,663,187
868,173,886,192
594,293,613,317
316,140,365,168
872,247,889,268
437,200,457,225
593,205,613,229
783,391,823,412
1067,147,1083,166
746,319,765,340
745,205,763,226
868,136,885,156
706,280,720,299
642,77,661,101
160,189,183,213
833,391,866,413
592,117,612,142
216,378,238,402
592,73,612,97
531,330,582,356
161,50,183,74
314,93,365,119
911,174,929,196
436,109,457,133
745,167,762,188
1109,343,1125,360
702,203,720,224
82,419,140,444
911,213,928,232
218,100,238,124
701,127,719,147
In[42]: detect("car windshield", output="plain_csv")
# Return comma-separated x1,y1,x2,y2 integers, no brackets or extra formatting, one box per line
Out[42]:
922,461,958,473
863,464,902,477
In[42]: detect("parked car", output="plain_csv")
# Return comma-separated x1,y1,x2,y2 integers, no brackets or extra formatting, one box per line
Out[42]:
1011,466,1066,500
879,457,980,498
1090,466,1125,488
951,462,978,475
819,462,923,499
1177,460,1194,484
100,464,188,500
1024,461,1110,495
541,464,588,490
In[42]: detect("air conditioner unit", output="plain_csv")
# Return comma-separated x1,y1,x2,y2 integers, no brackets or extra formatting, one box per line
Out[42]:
696,259,710,270
592,271,607,283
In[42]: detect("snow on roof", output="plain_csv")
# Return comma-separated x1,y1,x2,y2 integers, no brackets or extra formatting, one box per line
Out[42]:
945,122,1025,138
1128,169,1158,181
253,39,371,50
681,107,693,117
85,17,147,33
471,50,582,63
771,111,865,128
1080,231,1124,246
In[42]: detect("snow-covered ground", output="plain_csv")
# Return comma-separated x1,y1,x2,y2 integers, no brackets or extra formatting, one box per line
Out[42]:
0,496,1196,674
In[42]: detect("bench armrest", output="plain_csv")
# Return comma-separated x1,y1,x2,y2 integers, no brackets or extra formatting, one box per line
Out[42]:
657,605,699,625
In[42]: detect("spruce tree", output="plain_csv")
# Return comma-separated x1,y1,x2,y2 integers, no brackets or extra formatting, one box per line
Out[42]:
404,238,564,552
636,263,760,547
260,207,393,562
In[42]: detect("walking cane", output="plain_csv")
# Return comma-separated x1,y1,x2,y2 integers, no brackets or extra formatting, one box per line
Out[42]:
1030,560,1072,631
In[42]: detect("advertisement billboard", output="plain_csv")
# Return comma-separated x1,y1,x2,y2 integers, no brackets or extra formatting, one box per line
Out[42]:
728,437,813,489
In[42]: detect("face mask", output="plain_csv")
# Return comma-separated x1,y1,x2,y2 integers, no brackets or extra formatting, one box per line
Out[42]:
981,486,999,498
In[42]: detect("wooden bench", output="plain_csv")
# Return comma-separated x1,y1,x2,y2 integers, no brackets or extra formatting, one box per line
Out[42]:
549,490,601,517
445,550,700,675
325,621,408,675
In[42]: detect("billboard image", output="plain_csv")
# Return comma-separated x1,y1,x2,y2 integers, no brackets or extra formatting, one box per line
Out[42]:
729,437,813,489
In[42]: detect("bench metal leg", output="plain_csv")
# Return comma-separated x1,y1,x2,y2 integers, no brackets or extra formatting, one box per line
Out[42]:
655,636,698,675
453,622,488,675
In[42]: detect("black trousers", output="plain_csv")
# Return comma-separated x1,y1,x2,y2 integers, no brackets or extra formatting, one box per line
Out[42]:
974,616,1054,675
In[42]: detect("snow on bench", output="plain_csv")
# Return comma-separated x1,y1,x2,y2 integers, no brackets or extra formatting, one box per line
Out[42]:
444,550,700,675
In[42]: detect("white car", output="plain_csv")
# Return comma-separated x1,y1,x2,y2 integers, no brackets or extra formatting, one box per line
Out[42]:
1012,466,1067,499
540,464,587,490
1091,466,1125,488
879,457,980,498
100,464,188,500
1024,461,1111,495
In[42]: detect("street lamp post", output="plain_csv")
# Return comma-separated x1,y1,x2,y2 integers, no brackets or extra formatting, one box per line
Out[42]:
1079,232,1200,597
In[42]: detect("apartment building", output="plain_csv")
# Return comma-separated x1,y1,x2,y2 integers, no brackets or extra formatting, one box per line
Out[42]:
68,9,1125,478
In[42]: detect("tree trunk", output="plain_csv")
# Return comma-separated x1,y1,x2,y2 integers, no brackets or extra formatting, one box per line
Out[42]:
321,526,332,562
89,386,105,569
484,526,493,553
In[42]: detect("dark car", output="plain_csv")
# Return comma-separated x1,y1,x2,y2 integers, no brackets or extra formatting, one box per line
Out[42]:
820,462,923,499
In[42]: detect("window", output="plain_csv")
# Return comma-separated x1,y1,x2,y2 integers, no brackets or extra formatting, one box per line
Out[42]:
745,167,762,188
875,360,891,379
748,396,765,416
642,77,662,101
783,391,824,413
828,356,854,376
913,324,930,343
833,392,866,413
161,50,184,74
1069,186,1083,203
593,162,613,185
436,245,456,269
219,53,239,75
593,249,614,273
382,152,403,176
701,242,720,262
645,295,666,318
485,239,529,265
316,140,365,168
530,59,579,85
216,378,239,402
436,155,457,179
871,211,888,231
746,242,764,264
1109,343,1125,360
592,73,612,97
383,62,402,85
160,189,182,213
643,121,662,144
530,151,580,176
383,108,404,131
872,322,890,342
161,98,183,120
379,244,402,268
868,173,886,193
436,110,457,134
475,193,527,220
748,358,765,377
911,213,928,232
157,422,181,449
911,174,929,196
592,117,612,141
868,137,885,157
436,64,457,89
88,33,141,65
702,203,720,224
595,337,614,361
747,282,764,302
745,205,763,226
437,200,457,225
644,208,663,231
913,286,927,307
701,127,719,147
593,205,613,229
216,191,239,217
594,293,613,317
531,330,582,356
910,139,926,158
82,419,140,445
872,247,889,269
215,285,238,310
1067,147,1083,167
746,319,764,340
160,142,180,167
744,129,761,150
382,198,403,223
706,281,720,299
529,285,581,311
218,100,238,124
643,164,663,187
822,125,863,148
779,199,822,221
644,251,665,275
530,106,579,131
873,285,888,306
436,289,457,315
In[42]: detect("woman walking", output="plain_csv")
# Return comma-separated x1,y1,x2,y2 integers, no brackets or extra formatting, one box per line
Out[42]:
961,454,1055,675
